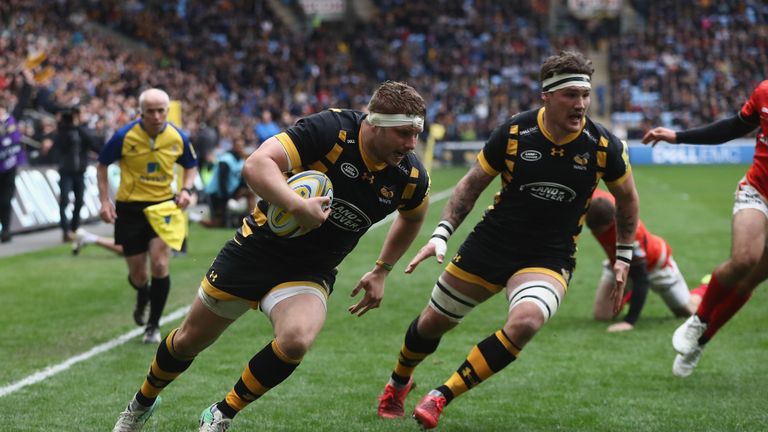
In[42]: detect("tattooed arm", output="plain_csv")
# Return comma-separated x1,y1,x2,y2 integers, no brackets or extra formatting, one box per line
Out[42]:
441,162,495,228
607,172,640,246
606,172,640,314
405,162,495,273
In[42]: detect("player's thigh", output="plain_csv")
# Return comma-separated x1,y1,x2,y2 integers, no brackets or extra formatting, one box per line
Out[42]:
504,271,566,347
174,294,238,357
417,270,496,336
731,180,768,265
649,257,690,309
269,291,327,357
739,247,768,292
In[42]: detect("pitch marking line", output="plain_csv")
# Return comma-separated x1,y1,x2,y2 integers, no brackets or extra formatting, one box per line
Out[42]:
0,186,455,397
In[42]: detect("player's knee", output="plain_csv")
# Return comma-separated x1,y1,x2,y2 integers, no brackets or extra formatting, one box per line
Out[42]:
729,253,760,275
276,331,315,360
150,261,170,277
505,307,545,339
172,327,205,358
417,307,458,339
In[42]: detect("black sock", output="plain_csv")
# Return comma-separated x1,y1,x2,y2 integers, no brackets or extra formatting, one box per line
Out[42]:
148,276,170,326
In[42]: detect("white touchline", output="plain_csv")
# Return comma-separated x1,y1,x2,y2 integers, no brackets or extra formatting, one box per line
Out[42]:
0,186,455,397
0,306,190,397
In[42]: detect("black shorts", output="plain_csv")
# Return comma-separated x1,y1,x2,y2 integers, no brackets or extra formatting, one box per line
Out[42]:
447,229,575,293
203,233,339,302
115,201,163,256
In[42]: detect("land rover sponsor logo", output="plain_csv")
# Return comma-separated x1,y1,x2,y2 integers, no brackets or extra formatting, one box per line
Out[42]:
520,182,576,202
340,162,359,178
520,150,542,161
329,199,372,231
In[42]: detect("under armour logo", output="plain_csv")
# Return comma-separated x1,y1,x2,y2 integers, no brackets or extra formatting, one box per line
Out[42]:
361,172,375,184
209,271,218,282
551,148,565,157
461,366,479,387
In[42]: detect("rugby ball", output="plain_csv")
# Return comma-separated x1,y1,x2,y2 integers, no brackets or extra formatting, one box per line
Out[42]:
266,170,333,238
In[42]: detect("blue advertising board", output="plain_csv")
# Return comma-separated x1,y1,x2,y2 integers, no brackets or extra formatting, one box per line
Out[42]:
627,140,754,165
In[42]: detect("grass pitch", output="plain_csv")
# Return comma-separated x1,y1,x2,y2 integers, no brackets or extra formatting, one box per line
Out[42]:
0,164,765,431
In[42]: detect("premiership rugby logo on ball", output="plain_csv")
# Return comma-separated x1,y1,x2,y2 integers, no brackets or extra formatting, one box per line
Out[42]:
266,170,334,238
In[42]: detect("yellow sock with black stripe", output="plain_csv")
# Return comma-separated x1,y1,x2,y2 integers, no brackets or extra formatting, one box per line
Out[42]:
135,328,195,407
217,339,301,418
437,329,521,403
391,317,442,386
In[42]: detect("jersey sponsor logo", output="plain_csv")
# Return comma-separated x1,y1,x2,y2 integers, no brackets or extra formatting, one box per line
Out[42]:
329,199,372,232
519,126,538,136
139,174,169,183
341,162,359,178
397,162,410,174
520,150,542,161
583,128,598,144
573,152,589,170
550,148,565,157
379,185,395,204
361,172,375,184
520,182,577,202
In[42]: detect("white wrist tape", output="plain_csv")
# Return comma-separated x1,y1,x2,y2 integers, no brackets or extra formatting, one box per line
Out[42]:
430,220,454,257
616,243,634,264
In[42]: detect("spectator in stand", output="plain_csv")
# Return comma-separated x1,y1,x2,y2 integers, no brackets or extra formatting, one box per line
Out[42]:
48,106,101,242
254,110,281,144
0,66,34,243
201,137,254,228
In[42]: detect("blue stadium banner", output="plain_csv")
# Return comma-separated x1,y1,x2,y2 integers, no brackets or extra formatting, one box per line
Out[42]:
434,139,755,167
627,140,754,165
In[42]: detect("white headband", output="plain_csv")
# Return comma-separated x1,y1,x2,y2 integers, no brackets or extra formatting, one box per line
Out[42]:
541,73,591,93
366,112,424,132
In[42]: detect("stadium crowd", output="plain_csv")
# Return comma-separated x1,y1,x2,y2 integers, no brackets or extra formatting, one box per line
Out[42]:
610,0,768,138
2,0,767,161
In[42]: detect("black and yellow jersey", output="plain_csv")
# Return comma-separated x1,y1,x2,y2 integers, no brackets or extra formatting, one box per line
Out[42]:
239,109,430,272
98,119,197,202
474,107,631,259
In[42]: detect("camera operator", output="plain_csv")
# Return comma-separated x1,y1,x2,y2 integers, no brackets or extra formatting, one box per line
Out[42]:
51,106,100,242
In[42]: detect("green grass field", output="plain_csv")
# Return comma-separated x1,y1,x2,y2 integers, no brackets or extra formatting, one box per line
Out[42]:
1,164,766,431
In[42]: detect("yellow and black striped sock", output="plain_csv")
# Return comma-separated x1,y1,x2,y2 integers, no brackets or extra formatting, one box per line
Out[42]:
136,328,195,407
438,329,521,403
218,339,301,418
391,317,442,385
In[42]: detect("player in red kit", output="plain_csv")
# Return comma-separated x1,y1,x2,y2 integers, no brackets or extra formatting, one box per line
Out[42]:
586,189,706,332
643,80,768,377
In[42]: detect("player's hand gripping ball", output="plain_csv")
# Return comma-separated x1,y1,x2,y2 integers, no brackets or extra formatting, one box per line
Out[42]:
266,170,333,237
